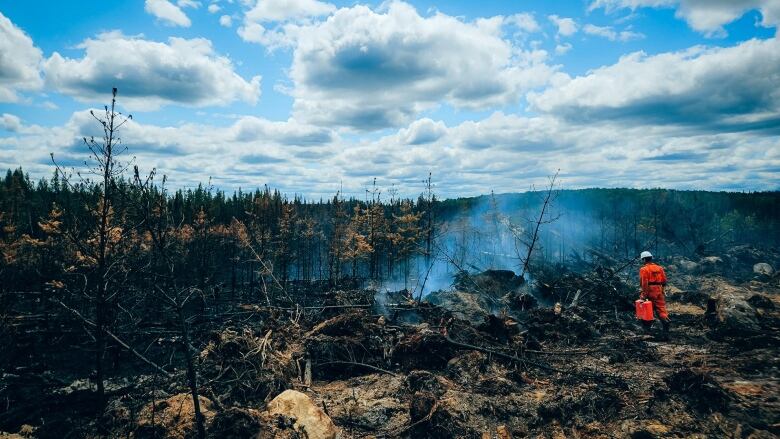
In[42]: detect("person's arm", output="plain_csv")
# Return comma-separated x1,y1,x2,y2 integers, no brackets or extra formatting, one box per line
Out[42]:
639,268,649,299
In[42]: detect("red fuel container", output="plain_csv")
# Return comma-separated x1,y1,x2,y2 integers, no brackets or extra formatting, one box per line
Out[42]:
635,300,654,321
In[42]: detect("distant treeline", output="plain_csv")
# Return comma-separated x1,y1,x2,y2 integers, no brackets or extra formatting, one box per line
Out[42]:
2,168,778,296
438,188,780,265
0,167,437,295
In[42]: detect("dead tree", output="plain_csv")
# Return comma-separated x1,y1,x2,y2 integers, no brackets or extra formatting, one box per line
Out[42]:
133,169,208,439
520,170,560,279
160,286,208,439
51,87,133,406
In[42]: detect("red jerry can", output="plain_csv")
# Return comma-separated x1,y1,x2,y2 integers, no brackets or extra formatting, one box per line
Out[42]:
635,300,654,321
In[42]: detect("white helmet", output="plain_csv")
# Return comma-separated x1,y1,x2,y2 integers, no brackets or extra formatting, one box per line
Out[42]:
640,251,653,259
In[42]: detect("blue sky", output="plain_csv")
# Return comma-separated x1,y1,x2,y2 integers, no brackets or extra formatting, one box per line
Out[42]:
1,0,778,198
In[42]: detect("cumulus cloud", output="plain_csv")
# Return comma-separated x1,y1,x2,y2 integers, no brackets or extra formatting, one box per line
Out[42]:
237,0,336,48
145,0,191,27
289,2,558,130
555,43,573,55
399,118,447,145
529,38,780,132
230,116,335,145
219,15,232,27
548,15,578,37
583,24,644,41
589,0,674,12
0,109,344,195
237,21,300,47
44,32,261,110
0,12,43,102
589,0,780,36
323,110,779,194
505,13,541,33
177,0,201,8
2,105,778,197
0,113,23,132
208,4,220,13
244,0,335,22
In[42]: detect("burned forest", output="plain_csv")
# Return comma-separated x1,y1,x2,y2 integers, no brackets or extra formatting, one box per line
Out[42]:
0,90,779,439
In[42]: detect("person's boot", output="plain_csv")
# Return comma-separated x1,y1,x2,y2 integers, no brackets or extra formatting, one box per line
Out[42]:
659,319,671,341
640,319,653,335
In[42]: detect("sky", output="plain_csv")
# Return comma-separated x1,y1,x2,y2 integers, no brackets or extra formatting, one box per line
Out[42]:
0,0,778,199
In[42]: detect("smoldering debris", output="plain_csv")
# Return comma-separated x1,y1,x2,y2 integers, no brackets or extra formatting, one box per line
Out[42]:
1,247,779,438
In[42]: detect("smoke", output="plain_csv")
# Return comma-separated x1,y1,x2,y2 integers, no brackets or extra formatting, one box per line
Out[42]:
377,191,610,298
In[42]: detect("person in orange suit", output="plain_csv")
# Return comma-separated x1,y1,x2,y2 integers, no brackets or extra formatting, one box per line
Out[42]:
639,251,670,340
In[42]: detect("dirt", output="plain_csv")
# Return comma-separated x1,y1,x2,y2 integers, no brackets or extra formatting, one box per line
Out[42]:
293,273,778,438
2,255,779,438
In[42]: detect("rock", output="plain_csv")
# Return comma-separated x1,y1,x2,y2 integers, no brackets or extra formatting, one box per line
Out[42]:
698,256,724,273
267,390,339,439
136,393,215,439
0,425,34,439
679,259,699,273
706,291,761,335
753,263,774,276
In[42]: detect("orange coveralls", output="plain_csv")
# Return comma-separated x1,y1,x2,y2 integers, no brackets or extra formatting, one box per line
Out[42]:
639,262,668,320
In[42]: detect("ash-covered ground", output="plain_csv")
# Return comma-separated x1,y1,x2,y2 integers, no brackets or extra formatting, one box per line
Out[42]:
1,245,779,438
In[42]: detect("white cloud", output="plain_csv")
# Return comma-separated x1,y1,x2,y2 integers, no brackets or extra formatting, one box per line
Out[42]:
589,0,780,36
548,15,578,37
2,105,778,197
529,37,780,132
145,0,192,27
230,116,334,144
244,0,335,22
0,109,345,196
177,0,201,8
40,101,58,110
44,32,261,110
505,13,541,33
237,21,300,48
555,43,573,55
0,113,23,132
289,2,559,130
589,0,674,12
219,15,233,27
237,0,337,48
0,12,43,102
208,4,221,13
4,1,778,196
399,118,447,145
583,24,644,41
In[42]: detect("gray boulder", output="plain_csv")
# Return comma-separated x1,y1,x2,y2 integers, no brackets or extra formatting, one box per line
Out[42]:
678,259,699,273
753,262,774,276
706,289,761,335
698,256,725,273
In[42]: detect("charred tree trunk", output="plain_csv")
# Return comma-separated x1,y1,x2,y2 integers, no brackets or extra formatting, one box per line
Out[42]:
177,303,206,439
520,170,559,280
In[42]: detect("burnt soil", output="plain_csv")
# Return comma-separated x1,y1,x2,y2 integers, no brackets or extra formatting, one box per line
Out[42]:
1,269,779,438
